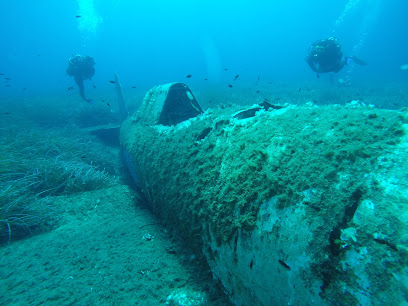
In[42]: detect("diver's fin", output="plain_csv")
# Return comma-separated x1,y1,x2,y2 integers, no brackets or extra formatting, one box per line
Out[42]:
114,73,128,122
350,56,367,66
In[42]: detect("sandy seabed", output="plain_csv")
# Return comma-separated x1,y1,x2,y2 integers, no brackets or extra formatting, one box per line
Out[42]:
0,184,230,305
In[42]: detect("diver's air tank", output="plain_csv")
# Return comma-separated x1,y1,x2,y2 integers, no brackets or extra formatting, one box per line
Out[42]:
120,84,408,305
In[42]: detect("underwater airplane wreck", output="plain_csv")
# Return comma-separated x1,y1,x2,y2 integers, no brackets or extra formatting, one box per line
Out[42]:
115,80,408,305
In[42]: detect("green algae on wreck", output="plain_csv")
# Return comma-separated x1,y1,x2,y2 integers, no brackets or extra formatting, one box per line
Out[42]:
120,103,407,246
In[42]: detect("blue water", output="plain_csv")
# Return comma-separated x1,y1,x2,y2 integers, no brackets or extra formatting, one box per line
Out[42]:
0,0,407,99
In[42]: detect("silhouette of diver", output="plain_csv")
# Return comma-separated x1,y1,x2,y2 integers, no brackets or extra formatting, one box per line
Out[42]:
66,54,95,102
306,37,367,78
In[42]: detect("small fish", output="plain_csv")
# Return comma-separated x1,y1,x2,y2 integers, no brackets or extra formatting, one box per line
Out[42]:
276,98,281,101
234,74,239,81
263,98,269,102
257,75,260,81
68,86,74,91
101,99,110,107
224,68,228,71
298,88,301,92
2,112,10,115
278,259,291,271
186,74,192,78
5,84,11,87
109,80,116,84
0,73,4,75
4,77,11,80
92,83,96,88
76,15,81,18
256,91,260,94
131,86,136,88
204,78,208,81
228,84,233,88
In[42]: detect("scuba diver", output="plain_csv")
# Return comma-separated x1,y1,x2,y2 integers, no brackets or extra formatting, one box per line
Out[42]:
66,54,95,102
306,37,367,78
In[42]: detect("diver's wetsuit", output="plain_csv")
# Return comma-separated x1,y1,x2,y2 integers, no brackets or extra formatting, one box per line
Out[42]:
66,55,95,102
306,37,352,78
